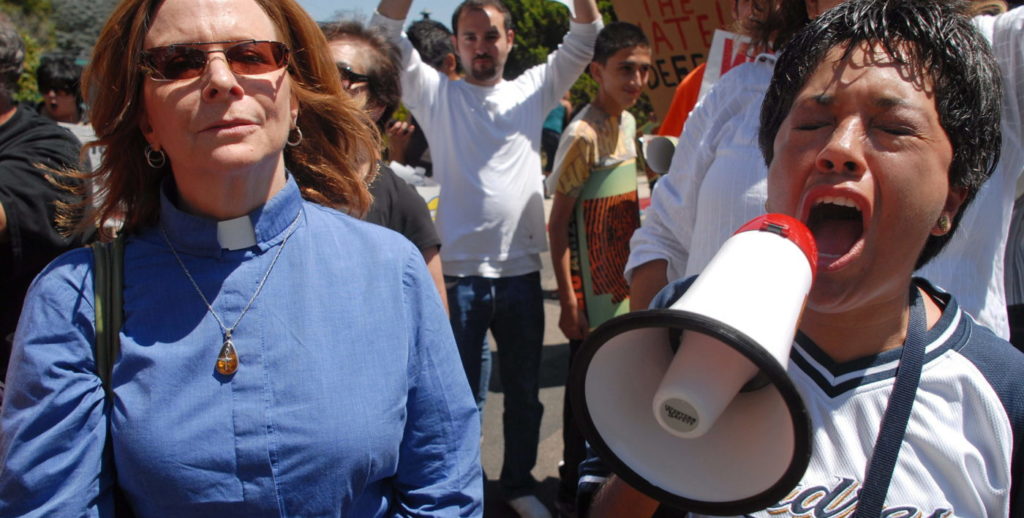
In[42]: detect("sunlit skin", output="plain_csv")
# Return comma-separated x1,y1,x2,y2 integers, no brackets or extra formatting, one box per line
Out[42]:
590,46,652,115
453,5,514,86
765,44,964,361
41,88,80,123
139,0,297,220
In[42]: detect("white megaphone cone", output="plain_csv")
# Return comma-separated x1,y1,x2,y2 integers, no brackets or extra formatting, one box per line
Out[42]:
569,214,817,516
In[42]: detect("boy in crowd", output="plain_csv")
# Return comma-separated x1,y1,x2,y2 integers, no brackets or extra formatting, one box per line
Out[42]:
544,21,651,517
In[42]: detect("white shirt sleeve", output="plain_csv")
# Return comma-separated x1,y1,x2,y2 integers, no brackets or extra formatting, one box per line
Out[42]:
546,20,603,108
976,8,1024,158
370,11,444,114
625,64,759,284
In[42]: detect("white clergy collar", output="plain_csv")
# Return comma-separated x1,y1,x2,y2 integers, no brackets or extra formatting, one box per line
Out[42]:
217,215,257,250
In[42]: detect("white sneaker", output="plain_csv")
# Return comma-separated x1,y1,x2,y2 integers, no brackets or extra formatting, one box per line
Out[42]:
507,494,553,518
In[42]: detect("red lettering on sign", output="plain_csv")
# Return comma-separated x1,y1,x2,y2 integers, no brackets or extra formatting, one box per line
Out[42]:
663,16,690,50
658,0,675,17
696,13,714,47
721,38,753,75
650,20,674,53
677,0,696,16
713,0,729,27
641,0,653,19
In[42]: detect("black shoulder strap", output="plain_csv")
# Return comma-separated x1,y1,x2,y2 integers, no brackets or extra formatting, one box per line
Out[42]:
90,234,136,517
92,234,124,399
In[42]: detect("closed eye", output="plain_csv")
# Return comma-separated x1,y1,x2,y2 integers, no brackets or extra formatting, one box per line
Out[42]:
794,121,829,131
880,127,915,136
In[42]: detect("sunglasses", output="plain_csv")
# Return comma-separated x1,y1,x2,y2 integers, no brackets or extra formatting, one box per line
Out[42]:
41,86,75,96
337,63,371,88
141,40,290,82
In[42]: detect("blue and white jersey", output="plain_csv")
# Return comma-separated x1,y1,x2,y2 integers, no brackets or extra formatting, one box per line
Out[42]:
737,281,1024,518
577,278,1024,517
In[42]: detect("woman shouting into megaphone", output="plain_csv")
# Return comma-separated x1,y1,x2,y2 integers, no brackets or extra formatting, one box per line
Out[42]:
579,0,1024,516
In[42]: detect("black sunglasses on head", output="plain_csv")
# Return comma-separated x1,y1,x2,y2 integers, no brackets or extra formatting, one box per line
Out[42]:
336,63,371,86
141,39,290,81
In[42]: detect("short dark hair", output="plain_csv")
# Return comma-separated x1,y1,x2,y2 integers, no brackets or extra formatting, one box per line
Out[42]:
407,19,455,70
758,0,1002,268
451,0,513,35
593,22,649,64
0,14,25,100
37,54,83,104
320,20,402,131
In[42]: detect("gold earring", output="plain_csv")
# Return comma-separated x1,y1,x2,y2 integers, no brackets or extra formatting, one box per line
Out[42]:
937,214,951,233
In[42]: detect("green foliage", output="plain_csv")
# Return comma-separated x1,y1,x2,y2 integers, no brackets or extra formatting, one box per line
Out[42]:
504,0,616,81
1,0,55,103
52,0,118,60
500,0,652,128
14,33,44,104
0,0,116,102
1,0,55,46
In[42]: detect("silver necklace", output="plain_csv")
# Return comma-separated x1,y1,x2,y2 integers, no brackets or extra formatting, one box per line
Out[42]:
159,211,301,376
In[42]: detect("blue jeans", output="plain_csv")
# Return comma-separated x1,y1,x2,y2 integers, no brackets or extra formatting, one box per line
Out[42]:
446,272,545,497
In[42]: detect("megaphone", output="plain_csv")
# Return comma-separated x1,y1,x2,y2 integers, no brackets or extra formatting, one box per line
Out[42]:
569,214,817,515
640,135,678,176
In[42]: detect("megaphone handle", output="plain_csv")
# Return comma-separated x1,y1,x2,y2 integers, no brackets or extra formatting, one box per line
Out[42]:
853,287,927,518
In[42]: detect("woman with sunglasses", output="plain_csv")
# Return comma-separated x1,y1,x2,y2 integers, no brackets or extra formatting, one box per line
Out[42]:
0,0,483,516
319,20,448,312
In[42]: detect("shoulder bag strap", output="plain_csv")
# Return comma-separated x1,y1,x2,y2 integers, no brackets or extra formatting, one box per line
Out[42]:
91,234,135,517
92,234,124,398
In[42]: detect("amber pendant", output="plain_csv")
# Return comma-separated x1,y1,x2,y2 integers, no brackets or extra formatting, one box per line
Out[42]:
216,338,239,375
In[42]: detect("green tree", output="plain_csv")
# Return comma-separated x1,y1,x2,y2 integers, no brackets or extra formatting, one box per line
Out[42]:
52,0,118,61
502,0,653,127
504,0,615,80
1,0,56,103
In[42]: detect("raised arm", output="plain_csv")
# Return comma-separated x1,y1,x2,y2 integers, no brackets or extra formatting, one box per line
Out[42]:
376,0,412,22
571,0,600,24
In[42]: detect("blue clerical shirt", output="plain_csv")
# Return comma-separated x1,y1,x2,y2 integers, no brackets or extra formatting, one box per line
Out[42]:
0,176,483,517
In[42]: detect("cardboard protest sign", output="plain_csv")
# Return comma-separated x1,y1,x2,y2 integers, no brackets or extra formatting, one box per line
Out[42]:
575,160,640,327
698,29,756,102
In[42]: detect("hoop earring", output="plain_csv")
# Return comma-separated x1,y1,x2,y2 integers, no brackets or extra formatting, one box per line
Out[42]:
287,127,303,147
937,214,951,233
144,145,166,169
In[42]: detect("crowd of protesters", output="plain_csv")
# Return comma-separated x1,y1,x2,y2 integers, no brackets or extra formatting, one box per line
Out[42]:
1,0,1024,517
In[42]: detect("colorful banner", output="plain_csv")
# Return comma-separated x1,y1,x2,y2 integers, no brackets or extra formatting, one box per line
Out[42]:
575,159,641,328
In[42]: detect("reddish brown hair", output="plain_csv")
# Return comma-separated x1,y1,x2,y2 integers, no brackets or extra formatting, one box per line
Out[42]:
77,0,379,238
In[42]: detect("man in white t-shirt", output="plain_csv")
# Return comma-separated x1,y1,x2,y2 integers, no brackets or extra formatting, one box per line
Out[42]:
371,0,602,516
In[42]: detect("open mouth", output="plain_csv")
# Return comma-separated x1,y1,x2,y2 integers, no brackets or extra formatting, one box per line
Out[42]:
805,196,864,267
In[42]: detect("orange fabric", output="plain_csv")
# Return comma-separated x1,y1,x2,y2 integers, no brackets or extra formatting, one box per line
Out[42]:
656,62,707,138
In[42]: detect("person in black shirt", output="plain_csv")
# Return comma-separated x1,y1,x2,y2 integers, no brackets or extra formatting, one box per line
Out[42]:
320,20,446,309
0,16,87,397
